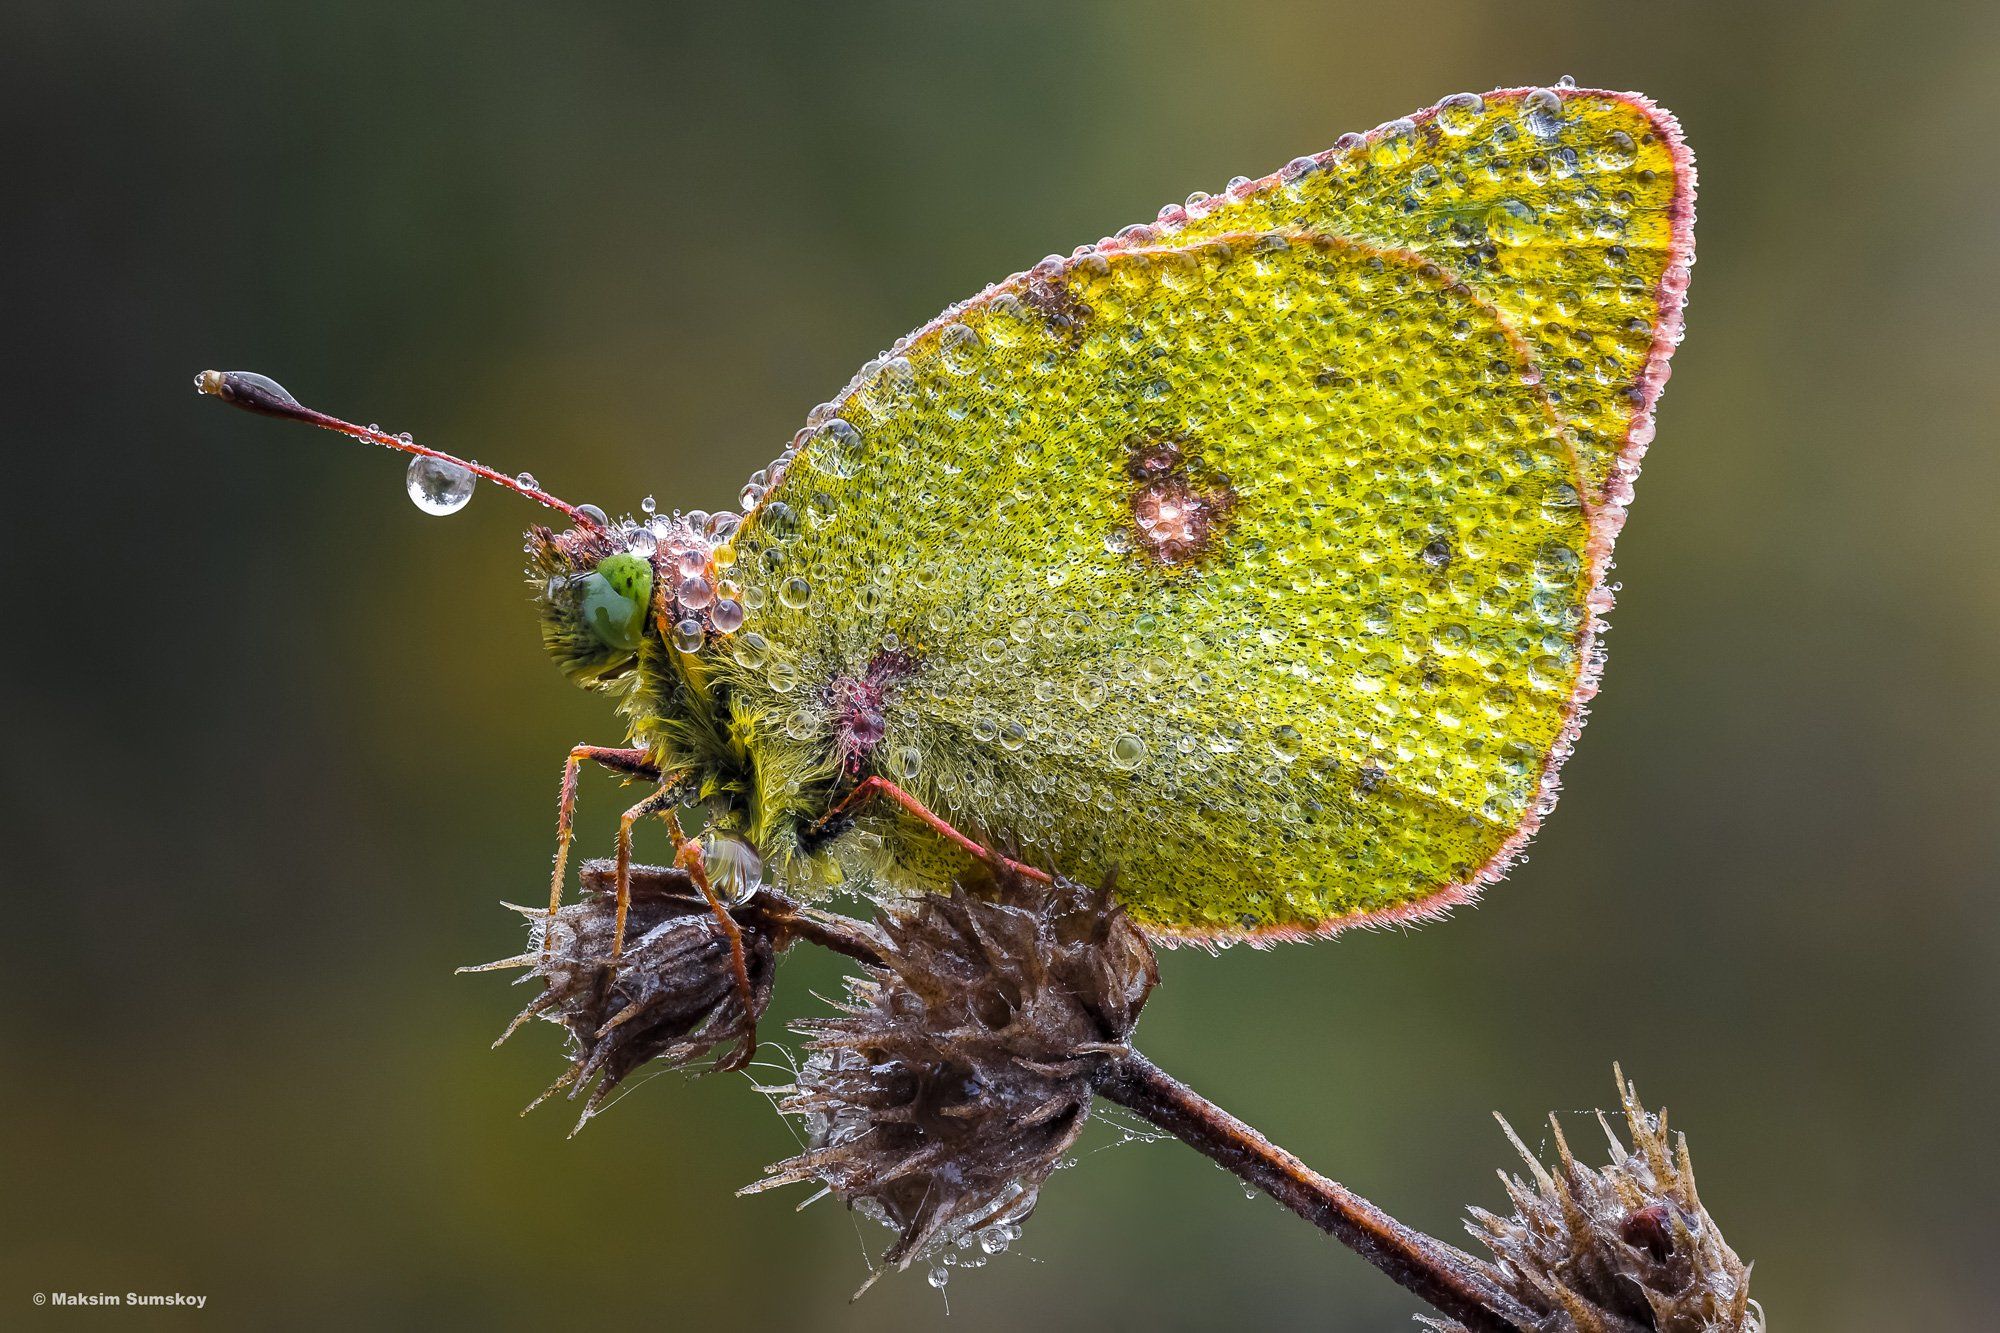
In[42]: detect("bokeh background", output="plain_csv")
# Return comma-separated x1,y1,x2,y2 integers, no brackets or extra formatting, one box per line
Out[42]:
6,1,1996,1327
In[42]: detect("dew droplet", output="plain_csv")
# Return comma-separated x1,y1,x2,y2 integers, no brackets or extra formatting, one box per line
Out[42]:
779,576,812,609
672,618,705,654
1485,198,1539,246
1370,118,1417,166
938,322,982,375
1598,129,1638,170
731,632,770,669
757,501,799,542
1270,725,1302,762
1435,91,1484,136
1110,734,1147,769
406,455,474,515
577,503,608,526
626,527,658,558
710,598,745,633
677,576,714,610
639,494,656,514
804,418,863,479
1520,88,1564,140
516,470,539,489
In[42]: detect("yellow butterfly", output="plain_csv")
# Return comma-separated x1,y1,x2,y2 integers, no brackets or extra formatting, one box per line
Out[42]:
203,83,1695,973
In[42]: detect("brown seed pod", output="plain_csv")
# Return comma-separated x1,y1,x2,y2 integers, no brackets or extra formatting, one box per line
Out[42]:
1424,1069,1762,1333
463,863,776,1134
745,866,1157,1290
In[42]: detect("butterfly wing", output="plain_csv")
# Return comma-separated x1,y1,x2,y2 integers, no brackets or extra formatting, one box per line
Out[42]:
724,87,1693,941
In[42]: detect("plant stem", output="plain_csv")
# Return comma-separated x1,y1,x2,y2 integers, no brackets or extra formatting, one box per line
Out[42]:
588,862,1532,1329
1092,1053,1535,1332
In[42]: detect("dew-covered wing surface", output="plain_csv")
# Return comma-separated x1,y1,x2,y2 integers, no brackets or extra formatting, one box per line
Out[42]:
1153,85,1696,518
725,85,1694,941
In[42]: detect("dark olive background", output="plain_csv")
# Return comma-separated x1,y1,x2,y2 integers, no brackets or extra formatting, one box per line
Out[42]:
6,2,1995,1328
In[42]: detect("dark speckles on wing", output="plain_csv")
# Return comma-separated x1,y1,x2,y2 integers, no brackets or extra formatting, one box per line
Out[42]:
1024,275,1092,346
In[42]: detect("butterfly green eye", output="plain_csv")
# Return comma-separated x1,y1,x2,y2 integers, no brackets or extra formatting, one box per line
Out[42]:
577,551,653,651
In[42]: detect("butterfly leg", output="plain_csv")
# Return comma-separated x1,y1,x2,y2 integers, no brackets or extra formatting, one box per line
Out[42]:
662,811,759,1071
607,785,683,964
815,777,1053,884
544,745,660,956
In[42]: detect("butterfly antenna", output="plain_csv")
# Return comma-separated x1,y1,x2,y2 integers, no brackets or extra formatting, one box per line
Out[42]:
193,368,604,530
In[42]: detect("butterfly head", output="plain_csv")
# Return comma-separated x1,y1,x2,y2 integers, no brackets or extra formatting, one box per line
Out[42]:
528,511,744,690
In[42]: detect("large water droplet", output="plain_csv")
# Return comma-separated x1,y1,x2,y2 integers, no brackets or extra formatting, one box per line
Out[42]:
1435,91,1484,136
1520,89,1564,140
1110,734,1147,769
1485,198,1539,246
677,576,714,610
1597,129,1638,171
1370,118,1417,166
804,418,863,479
406,455,474,515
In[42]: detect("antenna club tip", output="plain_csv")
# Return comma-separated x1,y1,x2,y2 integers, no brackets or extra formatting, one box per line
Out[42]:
194,368,304,418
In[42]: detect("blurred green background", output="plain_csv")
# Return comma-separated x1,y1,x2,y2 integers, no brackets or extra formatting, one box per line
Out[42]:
6,1,1996,1327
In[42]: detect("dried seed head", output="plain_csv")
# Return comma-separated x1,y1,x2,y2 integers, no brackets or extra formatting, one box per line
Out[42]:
1424,1068,1763,1333
463,861,774,1134
746,866,1157,1290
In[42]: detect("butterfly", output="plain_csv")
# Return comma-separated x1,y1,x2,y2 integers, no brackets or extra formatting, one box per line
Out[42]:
205,82,1695,965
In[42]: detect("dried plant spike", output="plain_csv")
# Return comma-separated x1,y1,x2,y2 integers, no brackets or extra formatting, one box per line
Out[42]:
463,863,776,1133
748,865,1157,1288
1425,1069,1762,1333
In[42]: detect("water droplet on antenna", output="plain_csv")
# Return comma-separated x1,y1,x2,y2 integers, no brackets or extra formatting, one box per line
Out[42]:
406,455,474,515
